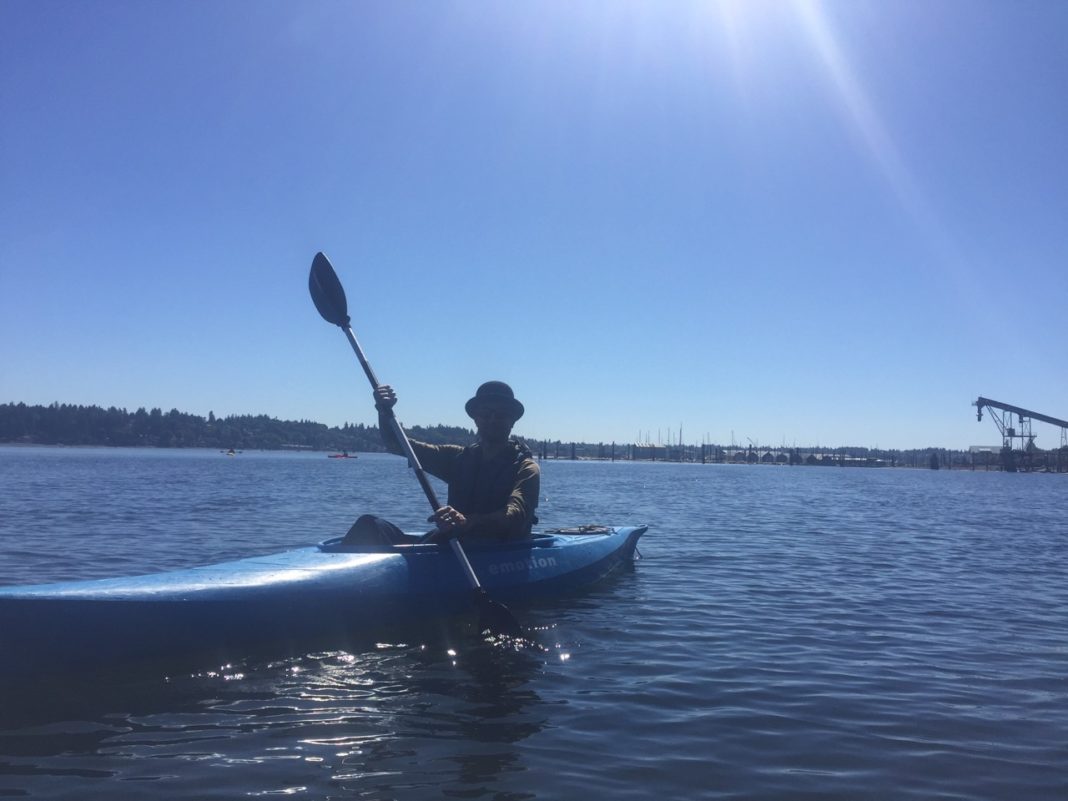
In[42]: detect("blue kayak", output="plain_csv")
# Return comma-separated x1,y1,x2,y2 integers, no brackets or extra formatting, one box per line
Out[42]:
0,525,646,676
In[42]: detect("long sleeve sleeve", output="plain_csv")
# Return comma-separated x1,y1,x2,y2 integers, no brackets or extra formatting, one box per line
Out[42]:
376,411,463,484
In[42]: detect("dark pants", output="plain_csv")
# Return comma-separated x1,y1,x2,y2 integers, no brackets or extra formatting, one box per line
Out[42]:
342,514,422,548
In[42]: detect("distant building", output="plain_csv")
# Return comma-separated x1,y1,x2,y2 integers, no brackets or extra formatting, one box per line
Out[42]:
969,445,1000,467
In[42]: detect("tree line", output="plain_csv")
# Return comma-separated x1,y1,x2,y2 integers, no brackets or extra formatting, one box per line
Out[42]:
0,403,476,451
6,402,1062,472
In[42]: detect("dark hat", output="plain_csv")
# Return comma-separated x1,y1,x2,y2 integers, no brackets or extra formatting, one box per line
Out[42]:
465,381,524,421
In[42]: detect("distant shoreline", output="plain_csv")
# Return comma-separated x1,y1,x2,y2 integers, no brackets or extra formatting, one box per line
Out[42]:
4,440,1066,474
3,402,1066,472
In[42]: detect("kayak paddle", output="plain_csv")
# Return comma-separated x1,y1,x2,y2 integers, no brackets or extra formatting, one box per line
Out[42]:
308,251,522,638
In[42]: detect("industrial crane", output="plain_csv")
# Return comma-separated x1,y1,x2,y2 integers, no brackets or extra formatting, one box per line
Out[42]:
974,397,1068,451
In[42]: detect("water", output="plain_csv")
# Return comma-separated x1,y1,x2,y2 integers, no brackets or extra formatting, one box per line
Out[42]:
0,445,1065,799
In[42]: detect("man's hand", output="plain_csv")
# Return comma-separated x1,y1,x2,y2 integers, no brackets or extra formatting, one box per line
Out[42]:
428,505,468,532
373,384,397,412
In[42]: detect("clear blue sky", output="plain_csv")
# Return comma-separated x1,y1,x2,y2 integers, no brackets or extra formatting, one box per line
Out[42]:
2,0,1066,450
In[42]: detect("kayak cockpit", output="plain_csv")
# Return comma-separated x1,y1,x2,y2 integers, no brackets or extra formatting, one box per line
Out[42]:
317,525,623,554
317,532,562,554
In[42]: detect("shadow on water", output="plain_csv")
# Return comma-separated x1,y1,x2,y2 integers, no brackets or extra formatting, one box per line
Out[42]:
327,638,548,799
0,609,561,799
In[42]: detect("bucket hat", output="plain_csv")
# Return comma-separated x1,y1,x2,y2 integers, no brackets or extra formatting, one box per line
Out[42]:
465,381,524,421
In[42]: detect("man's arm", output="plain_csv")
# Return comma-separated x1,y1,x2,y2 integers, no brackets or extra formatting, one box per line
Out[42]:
374,385,461,482
378,408,462,482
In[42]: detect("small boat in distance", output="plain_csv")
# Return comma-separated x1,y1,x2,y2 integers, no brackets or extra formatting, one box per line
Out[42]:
328,451,356,459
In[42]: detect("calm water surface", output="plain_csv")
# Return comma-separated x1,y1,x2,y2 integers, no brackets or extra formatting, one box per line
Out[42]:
0,446,1065,799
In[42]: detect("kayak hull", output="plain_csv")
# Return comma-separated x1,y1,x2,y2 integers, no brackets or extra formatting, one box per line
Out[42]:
0,525,646,677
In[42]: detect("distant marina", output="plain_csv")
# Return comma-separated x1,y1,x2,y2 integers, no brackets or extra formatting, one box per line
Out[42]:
533,440,1068,472
535,396,1068,473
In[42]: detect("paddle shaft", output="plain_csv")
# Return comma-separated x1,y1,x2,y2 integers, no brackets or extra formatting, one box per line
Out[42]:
309,251,510,621
337,325,485,590
340,327,441,508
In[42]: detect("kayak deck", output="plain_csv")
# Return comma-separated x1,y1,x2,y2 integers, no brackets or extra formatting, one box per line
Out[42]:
0,526,645,602
0,525,647,677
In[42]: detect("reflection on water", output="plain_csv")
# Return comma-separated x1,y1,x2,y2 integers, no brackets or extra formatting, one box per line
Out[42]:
1,632,551,800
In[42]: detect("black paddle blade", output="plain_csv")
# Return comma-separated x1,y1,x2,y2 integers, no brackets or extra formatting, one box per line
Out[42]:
309,252,351,327
475,590,523,638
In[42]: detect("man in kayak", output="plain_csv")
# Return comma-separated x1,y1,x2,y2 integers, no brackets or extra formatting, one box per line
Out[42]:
346,381,539,546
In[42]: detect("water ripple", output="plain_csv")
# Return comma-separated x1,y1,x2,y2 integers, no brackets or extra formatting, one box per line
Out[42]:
1,449,1066,799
